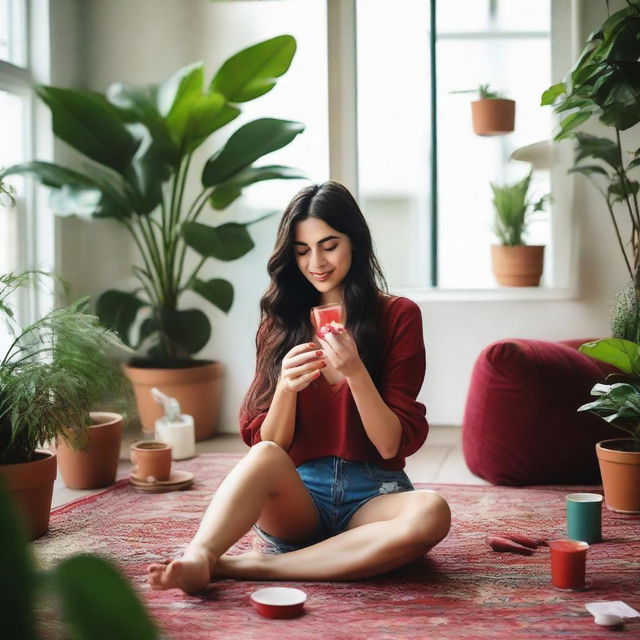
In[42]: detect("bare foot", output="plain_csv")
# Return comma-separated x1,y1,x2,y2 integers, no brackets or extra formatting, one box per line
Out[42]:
147,547,216,594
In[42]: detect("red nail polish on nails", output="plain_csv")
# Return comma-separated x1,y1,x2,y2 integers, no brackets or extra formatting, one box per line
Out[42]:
319,362,327,368
316,350,323,356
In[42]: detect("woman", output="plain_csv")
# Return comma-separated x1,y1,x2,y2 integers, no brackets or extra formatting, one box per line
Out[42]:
148,181,451,593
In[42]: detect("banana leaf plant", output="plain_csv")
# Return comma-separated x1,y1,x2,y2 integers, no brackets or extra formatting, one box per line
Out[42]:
578,338,640,451
0,35,306,365
541,1,640,297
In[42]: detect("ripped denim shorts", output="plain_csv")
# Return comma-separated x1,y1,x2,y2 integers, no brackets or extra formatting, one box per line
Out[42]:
253,455,414,554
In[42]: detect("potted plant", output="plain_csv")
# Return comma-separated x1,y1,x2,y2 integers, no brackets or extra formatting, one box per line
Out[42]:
453,84,516,136
578,338,640,513
0,35,306,440
541,0,640,302
490,171,549,286
0,272,126,538
1,486,159,639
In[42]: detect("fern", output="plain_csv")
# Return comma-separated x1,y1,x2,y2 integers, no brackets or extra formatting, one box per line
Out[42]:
0,272,129,464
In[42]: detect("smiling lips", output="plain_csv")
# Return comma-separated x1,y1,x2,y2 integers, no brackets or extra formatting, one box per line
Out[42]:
310,270,333,281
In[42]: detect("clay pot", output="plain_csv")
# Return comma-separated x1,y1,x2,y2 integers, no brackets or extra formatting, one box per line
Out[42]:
471,99,515,136
0,450,57,540
596,439,640,514
491,245,545,286
125,361,223,441
56,412,123,490
130,440,172,481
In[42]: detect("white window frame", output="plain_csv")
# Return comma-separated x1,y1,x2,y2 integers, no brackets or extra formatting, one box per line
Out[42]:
0,0,53,322
326,0,583,301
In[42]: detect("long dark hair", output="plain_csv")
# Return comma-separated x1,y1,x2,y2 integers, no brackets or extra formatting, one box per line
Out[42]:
242,181,388,416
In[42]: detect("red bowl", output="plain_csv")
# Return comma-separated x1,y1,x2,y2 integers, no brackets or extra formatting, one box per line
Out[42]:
250,587,307,619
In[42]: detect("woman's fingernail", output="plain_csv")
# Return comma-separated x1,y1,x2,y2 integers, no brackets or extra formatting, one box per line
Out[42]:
319,361,327,368
316,350,323,356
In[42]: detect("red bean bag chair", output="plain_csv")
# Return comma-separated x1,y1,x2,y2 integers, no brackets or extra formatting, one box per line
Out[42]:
462,339,620,486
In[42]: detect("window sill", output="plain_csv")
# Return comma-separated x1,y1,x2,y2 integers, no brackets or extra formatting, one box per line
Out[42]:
394,286,578,303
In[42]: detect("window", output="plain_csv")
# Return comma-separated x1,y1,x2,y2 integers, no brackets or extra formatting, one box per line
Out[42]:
355,0,554,290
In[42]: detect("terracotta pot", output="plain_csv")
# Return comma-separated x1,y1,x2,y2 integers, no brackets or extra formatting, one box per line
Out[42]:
56,412,123,490
0,450,56,540
471,98,516,136
125,361,223,441
596,439,640,514
130,440,172,481
491,245,545,286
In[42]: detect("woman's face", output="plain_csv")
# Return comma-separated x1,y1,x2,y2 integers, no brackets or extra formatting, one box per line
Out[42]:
293,217,353,303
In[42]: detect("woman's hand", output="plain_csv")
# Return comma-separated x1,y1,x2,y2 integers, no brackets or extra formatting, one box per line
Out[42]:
317,323,365,378
279,342,326,393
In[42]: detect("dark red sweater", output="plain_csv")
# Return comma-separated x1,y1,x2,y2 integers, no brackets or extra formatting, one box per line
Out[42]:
239,295,428,470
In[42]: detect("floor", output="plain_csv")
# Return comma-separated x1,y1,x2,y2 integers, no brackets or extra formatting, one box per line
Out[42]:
51,425,487,508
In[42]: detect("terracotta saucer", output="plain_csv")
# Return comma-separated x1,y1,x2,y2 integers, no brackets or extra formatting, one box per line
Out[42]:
130,470,194,493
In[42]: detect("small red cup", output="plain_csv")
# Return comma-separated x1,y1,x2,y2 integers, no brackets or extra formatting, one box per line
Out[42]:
250,587,307,619
549,539,589,589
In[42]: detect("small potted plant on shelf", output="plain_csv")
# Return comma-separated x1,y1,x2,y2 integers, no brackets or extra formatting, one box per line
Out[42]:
453,84,516,136
490,171,548,286
578,338,640,514
0,35,306,440
0,272,127,539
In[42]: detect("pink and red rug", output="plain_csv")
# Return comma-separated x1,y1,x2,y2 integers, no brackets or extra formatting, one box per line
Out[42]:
34,454,640,639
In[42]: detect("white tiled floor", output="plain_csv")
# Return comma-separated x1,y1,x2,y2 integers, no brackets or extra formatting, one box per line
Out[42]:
51,425,487,508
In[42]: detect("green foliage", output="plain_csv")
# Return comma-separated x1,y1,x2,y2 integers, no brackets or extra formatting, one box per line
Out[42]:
611,283,640,343
490,172,548,246
0,35,307,364
541,1,640,286
0,272,129,464
451,83,505,99
0,485,159,639
0,172,16,207
578,337,640,450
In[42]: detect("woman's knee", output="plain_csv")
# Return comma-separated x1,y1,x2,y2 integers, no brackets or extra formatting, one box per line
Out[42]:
399,491,451,548
247,440,289,464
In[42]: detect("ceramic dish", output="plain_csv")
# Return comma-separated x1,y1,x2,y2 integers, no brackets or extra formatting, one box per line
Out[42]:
250,587,307,619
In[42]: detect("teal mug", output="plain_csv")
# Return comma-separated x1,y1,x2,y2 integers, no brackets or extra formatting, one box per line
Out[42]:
566,493,602,544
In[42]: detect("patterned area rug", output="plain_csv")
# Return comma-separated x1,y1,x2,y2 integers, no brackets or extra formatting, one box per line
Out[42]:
34,453,640,640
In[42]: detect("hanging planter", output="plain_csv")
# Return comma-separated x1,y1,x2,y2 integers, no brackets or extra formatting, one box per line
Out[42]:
453,84,515,136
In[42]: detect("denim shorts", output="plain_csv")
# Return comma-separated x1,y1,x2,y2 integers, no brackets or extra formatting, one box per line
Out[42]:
253,456,414,554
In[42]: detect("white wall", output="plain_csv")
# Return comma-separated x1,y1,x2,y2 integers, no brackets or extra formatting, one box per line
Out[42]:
50,0,634,432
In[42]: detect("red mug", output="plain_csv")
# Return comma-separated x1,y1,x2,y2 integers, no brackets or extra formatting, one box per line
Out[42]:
550,539,589,589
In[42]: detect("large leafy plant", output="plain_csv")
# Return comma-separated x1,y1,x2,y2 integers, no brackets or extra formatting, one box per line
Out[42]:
0,486,159,640
541,0,640,295
0,35,305,364
0,272,126,464
578,338,640,451
490,171,548,246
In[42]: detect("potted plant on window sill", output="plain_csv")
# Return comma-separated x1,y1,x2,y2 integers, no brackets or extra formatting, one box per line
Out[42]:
578,338,640,513
0,272,127,539
0,35,306,440
453,84,515,136
490,171,549,286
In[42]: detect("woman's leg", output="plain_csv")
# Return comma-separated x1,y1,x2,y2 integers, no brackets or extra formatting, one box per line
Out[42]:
147,441,318,593
217,489,451,581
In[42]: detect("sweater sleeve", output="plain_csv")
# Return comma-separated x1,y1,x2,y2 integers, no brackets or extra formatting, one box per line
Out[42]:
380,298,429,458
238,408,265,447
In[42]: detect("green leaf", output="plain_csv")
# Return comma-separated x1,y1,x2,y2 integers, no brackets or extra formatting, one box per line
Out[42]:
159,308,211,355
202,118,305,187
173,92,226,152
579,338,640,375
191,278,233,312
609,178,639,203
37,86,138,174
573,133,621,170
157,62,204,118
0,161,132,219
107,82,178,167
568,164,610,178
210,164,306,209
54,555,159,640
96,290,147,347
540,82,566,106
554,110,593,140
182,221,254,261
210,35,296,103
0,486,37,640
